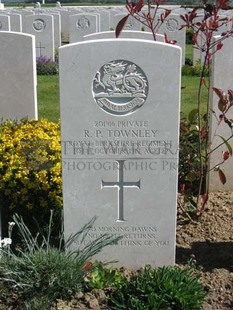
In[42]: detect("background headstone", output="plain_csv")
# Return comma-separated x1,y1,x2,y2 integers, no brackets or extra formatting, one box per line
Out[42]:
69,13,98,43
209,35,233,191
83,30,164,42
59,38,181,268
113,13,141,31
0,14,10,31
23,14,55,60
7,13,22,32
0,32,38,121
47,12,61,49
155,14,186,65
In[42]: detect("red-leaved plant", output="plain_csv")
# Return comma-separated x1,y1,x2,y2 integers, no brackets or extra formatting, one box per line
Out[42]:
116,0,233,219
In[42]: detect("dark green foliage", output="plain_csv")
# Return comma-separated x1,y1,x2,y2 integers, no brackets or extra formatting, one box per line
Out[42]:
179,115,201,196
108,265,207,310
84,261,125,289
185,57,193,66
186,28,194,44
0,214,121,309
179,109,207,197
182,61,209,77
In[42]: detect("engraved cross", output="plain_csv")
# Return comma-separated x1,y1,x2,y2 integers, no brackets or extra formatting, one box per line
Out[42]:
101,160,140,222
36,41,45,57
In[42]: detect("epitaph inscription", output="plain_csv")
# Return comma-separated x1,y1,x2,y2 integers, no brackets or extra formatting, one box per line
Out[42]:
93,60,148,116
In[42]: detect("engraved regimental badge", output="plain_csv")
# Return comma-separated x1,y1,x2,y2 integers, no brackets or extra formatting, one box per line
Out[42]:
76,17,90,29
93,60,149,116
33,19,46,32
165,18,179,31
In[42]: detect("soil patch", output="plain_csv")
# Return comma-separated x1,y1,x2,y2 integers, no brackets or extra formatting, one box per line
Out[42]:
52,191,233,310
0,191,232,309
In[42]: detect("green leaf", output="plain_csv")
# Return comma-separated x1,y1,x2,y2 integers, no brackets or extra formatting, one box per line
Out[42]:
217,135,233,156
188,109,198,123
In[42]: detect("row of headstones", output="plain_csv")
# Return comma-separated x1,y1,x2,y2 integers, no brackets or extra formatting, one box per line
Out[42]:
2,6,233,64
0,27,232,267
0,6,192,64
1,25,232,190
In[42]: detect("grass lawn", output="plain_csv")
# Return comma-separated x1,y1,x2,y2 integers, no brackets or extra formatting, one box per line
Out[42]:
37,75,60,123
37,73,208,123
181,75,208,119
185,44,193,63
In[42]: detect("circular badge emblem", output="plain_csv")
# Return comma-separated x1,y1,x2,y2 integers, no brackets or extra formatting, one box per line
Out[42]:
33,19,46,32
76,17,90,29
165,18,179,31
93,60,149,116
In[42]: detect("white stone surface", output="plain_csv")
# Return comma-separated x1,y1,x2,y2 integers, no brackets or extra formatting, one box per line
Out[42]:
113,13,141,31
59,38,181,268
83,30,164,42
8,13,22,32
69,13,98,43
155,14,186,65
0,14,10,31
193,13,231,65
57,9,70,42
0,32,37,121
23,14,54,60
48,12,61,49
97,9,110,32
109,9,122,29
209,35,233,191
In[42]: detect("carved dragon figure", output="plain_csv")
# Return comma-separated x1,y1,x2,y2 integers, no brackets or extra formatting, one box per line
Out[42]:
94,61,147,96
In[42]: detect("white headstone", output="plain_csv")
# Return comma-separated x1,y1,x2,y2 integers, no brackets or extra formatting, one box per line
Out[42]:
98,10,110,32
193,13,231,65
59,39,181,268
48,12,61,49
0,32,37,121
83,30,164,42
7,13,22,32
69,13,98,43
209,35,233,191
13,9,34,31
0,15,10,31
58,9,70,43
113,13,141,31
155,14,186,65
23,14,54,60
192,13,204,65
109,9,122,29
